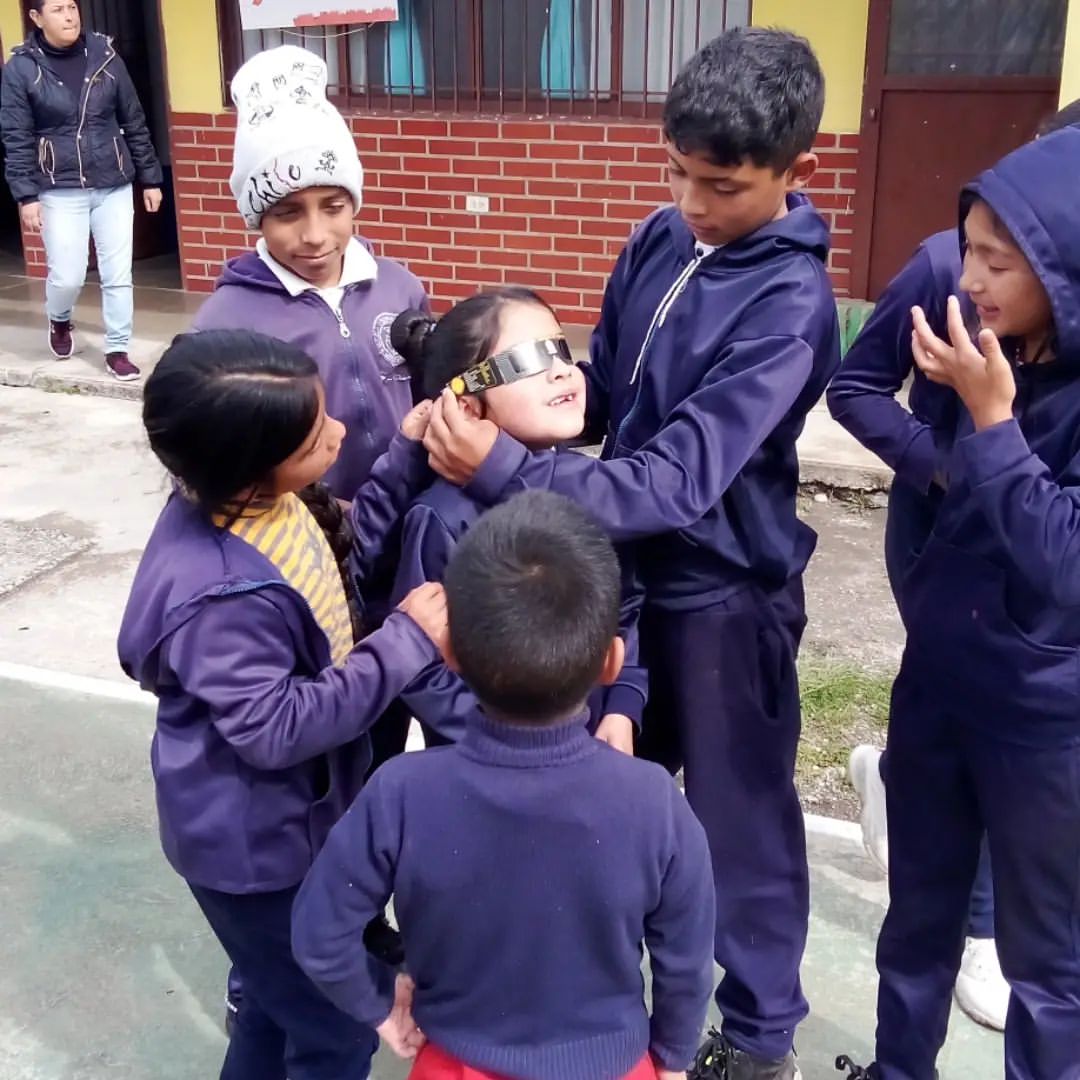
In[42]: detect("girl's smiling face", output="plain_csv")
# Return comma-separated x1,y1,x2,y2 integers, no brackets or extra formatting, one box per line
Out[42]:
467,302,586,449
960,199,1053,355
268,384,345,495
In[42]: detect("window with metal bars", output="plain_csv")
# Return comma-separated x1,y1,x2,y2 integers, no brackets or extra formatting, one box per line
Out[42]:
217,0,751,117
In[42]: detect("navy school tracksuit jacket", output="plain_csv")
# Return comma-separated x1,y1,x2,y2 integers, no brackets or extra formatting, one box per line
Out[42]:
896,126,1080,746
463,196,842,611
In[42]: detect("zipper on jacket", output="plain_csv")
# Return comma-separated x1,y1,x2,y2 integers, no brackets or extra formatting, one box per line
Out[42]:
332,305,351,339
113,136,123,172
628,250,706,385
76,47,114,187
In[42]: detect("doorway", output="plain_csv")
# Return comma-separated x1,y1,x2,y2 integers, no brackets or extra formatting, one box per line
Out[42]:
851,0,1067,300
3,0,180,286
81,0,179,286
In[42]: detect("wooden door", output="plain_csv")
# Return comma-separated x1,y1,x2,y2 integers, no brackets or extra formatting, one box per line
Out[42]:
852,0,1067,300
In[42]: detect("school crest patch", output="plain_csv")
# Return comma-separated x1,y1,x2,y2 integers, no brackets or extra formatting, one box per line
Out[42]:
373,311,407,368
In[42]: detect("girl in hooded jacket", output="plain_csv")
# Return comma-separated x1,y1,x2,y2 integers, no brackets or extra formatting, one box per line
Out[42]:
118,329,446,1080
836,126,1080,1080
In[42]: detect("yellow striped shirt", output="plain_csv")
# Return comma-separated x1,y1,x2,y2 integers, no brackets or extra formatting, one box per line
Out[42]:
224,493,353,667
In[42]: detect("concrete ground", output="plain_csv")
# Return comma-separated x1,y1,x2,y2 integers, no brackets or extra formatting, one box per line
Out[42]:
0,279,1003,1078
0,674,1002,1080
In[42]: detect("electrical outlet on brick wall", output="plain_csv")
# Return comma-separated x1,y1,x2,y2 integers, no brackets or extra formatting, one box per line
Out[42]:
465,195,490,213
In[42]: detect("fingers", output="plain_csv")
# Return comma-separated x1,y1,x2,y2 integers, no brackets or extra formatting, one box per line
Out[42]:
401,399,434,439
977,327,1008,367
911,305,947,358
422,395,450,453
945,294,971,352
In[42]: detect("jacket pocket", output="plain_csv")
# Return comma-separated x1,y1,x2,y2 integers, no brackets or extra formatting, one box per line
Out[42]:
112,135,131,178
38,138,56,183
903,537,1079,722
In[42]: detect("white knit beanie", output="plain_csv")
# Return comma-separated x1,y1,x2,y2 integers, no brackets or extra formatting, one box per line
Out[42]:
229,45,364,228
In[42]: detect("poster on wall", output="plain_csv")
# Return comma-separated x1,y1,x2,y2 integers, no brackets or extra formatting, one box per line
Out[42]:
238,0,399,32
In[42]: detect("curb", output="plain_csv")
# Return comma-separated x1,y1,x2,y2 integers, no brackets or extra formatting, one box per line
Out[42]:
0,363,143,402
0,364,894,492
798,455,892,492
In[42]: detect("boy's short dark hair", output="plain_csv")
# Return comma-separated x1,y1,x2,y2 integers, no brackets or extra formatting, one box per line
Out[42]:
663,26,825,173
444,491,620,723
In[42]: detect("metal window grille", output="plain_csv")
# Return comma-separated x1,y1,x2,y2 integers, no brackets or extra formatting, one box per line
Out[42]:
218,0,751,116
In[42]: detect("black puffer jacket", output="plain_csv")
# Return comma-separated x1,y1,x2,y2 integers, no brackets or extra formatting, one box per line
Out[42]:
0,31,162,204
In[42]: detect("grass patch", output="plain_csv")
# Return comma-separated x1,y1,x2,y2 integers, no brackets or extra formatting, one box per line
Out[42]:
797,661,891,773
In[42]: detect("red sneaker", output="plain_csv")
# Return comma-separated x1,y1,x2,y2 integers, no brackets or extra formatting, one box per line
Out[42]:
105,351,141,382
48,319,74,359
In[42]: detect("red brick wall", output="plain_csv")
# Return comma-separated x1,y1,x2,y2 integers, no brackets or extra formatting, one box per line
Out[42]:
24,114,858,315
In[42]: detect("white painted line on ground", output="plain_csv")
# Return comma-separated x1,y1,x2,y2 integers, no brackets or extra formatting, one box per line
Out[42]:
0,661,870,846
0,810,74,848
805,812,863,844
151,945,228,1046
0,661,154,706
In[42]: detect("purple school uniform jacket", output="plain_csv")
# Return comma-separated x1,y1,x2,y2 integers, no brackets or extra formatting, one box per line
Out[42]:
117,437,435,893
900,127,1080,746
463,198,841,609
191,244,426,501
391,478,648,739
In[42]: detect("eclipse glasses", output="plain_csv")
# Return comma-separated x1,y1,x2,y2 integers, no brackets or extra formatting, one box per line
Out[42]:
449,336,575,396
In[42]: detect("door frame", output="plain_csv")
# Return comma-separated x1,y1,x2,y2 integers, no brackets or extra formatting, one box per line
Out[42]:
850,0,1060,298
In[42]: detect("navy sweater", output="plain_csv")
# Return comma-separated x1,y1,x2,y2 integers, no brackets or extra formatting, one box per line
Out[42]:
464,198,841,609
292,710,715,1080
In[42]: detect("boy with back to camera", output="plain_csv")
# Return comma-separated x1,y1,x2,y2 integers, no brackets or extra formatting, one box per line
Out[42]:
421,29,841,1079
293,491,715,1080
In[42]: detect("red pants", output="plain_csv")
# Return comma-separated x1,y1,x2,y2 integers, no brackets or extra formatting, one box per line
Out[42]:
408,1043,659,1079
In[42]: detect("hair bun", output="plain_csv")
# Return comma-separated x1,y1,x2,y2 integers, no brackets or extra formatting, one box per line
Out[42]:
390,309,438,368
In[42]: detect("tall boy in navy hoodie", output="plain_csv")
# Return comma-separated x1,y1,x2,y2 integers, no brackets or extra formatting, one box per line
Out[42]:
835,126,1080,1080
293,491,715,1080
422,29,840,1079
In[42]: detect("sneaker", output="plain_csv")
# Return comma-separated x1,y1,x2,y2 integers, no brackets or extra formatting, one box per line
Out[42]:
223,993,238,1038
848,745,888,874
691,1028,802,1080
48,319,74,359
362,912,405,969
836,1055,939,1079
105,351,141,382
954,936,1009,1031
834,1056,878,1078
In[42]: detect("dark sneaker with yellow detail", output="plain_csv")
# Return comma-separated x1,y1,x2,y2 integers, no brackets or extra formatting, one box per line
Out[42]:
691,1028,802,1080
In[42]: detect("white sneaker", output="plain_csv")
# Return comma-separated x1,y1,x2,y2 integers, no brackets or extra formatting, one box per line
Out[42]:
848,745,889,874
954,936,1009,1031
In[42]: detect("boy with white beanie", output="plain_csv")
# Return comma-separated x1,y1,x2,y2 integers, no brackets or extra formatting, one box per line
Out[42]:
193,44,428,504
191,44,430,1049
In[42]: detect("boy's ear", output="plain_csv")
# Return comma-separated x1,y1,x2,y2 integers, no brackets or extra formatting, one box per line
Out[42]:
785,151,818,192
598,636,626,687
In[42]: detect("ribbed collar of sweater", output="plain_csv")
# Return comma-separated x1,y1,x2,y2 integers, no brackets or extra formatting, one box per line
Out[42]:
459,708,597,768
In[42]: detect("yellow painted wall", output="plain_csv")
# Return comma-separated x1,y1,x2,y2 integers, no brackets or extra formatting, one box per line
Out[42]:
1063,0,1080,105
753,0,869,133
0,0,24,60
158,0,226,115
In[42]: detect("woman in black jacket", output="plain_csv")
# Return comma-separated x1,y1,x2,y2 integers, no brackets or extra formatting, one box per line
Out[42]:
1,0,163,381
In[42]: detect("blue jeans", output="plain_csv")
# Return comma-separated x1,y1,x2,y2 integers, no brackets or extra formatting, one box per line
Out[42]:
40,185,134,352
